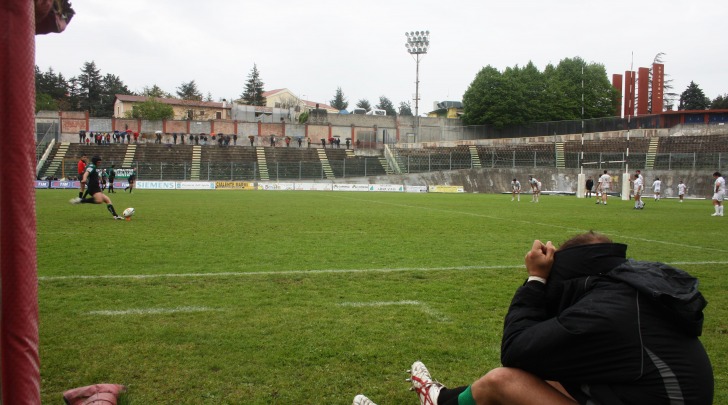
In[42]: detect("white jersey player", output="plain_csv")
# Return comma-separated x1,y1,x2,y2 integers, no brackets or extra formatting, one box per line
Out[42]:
712,172,725,217
652,178,662,201
528,176,541,203
597,170,611,205
678,180,687,203
633,174,645,209
511,179,521,202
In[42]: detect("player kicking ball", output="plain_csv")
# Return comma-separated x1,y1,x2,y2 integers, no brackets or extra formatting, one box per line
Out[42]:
69,156,123,220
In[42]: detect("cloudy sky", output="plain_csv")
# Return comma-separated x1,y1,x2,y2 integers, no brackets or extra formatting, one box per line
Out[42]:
36,0,726,114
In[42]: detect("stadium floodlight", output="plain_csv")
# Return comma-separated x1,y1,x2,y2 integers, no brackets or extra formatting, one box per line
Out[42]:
405,29,430,140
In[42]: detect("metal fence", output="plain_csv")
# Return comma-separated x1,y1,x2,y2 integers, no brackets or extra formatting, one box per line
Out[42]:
128,158,387,182
392,149,728,173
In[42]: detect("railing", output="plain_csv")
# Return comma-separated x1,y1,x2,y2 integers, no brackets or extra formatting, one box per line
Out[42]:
129,158,387,181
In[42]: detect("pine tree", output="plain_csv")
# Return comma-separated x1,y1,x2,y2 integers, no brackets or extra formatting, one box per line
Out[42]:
376,96,397,116
176,80,203,101
330,87,348,110
678,81,710,110
241,64,266,106
356,99,371,112
398,101,413,116
76,61,103,116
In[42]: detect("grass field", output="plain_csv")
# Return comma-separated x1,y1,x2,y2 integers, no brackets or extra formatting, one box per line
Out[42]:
37,189,727,404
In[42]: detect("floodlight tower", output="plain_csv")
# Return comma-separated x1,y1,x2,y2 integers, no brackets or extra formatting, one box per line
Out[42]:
405,30,430,139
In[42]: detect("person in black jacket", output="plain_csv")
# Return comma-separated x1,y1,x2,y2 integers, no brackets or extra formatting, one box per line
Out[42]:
353,231,713,405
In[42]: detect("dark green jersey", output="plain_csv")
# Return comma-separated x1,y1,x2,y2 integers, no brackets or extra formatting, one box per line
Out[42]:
108,168,116,179
85,163,99,184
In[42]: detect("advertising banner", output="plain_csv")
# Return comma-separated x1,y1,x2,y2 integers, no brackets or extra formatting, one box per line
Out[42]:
293,183,333,191
215,181,256,190
137,181,176,190
113,168,135,179
369,184,404,192
404,185,428,193
51,180,80,189
428,185,464,193
333,183,370,192
34,181,49,189
175,182,215,190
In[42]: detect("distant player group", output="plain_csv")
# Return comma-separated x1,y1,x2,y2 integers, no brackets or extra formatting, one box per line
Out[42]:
510,169,725,217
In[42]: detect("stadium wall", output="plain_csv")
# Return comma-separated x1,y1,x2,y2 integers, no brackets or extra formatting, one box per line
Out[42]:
333,167,714,199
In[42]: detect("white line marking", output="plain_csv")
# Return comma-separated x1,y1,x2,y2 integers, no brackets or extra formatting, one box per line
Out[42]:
38,265,522,281
339,300,449,322
87,306,218,316
38,261,727,282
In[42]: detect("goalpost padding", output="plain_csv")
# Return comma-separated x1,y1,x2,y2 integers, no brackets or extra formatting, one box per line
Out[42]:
0,0,41,403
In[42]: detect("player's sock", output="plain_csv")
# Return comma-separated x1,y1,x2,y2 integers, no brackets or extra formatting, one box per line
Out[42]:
435,386,469,405
715,206,720,215
80,198,95,204
107,204,118,217
78,191,82,198
720,206,724,215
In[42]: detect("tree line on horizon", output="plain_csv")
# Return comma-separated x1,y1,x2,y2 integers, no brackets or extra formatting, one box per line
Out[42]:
36,57,727,125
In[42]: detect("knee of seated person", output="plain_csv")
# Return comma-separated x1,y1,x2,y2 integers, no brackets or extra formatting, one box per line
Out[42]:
471,367,516,398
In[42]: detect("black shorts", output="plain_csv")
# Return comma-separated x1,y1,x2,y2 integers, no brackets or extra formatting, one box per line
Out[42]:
87,182,102,195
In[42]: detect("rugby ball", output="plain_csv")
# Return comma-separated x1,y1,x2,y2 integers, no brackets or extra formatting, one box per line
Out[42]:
122,207,135,218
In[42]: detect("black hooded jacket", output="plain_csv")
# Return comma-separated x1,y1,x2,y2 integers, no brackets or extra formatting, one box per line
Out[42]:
500,243,713,404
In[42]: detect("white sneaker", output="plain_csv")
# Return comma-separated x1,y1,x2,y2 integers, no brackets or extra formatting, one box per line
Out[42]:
407,361,443,405
711,213,719,216
69,197,82,204
352,394,377,405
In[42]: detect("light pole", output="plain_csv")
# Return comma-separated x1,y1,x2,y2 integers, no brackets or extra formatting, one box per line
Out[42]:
405,30,430,141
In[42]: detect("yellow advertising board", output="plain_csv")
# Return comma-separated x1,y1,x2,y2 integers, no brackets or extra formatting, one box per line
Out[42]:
214,181,256,190
428,185,465,193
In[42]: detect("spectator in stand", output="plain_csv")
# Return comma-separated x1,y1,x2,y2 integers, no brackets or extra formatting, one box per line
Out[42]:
79,130,86,143
173,133,178,144
249,135,255,147
346,138,351,149
133,132,139,143
356,139,361,149
194,135,199,145
297,137,302,147
321,138,326,148
328,136,335,148
270,135,276,147
233,134,238,145
105,133,111,145
285,136,291,147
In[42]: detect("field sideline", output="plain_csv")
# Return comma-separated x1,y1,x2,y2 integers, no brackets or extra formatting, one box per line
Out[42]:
37,190,727,403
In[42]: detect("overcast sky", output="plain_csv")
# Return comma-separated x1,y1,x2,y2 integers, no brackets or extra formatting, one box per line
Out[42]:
36,0,726,115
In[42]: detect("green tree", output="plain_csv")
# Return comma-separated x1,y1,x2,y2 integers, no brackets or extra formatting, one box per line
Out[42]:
710,94,728,110
35,66,70,110
298,110,309,124
124,98,174,120
398,101,413,116
36,93,59,112
376,96,397,116
356,99,371,111
330,87,348,110
99,74,131,117
678,81,710,110
462,57,617,128
241,64,266,106
76,61,104,116
176,80,203,101
142,85,171,98
461,65,504,126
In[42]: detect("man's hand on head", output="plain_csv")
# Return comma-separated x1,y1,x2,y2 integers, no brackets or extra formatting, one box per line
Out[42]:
525,240,555,279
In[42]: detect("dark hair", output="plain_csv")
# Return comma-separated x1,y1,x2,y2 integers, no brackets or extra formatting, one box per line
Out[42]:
714,172,722,177
558,231,612,251
91,156,102,164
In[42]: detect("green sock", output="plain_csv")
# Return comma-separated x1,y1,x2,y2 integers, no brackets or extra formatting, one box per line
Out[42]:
458,385,476,405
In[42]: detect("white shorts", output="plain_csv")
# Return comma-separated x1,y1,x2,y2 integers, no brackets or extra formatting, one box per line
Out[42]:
713,191,725,202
